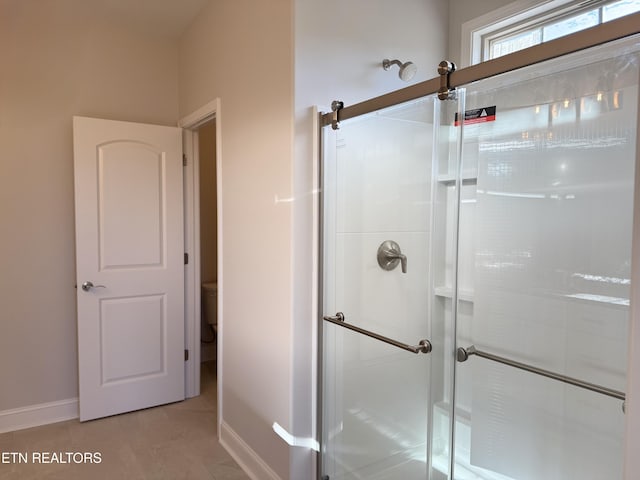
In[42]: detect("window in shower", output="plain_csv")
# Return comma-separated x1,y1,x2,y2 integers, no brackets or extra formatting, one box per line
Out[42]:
461,0,640,66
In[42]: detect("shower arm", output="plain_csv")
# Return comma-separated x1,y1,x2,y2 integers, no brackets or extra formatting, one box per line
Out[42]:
382,59,403,70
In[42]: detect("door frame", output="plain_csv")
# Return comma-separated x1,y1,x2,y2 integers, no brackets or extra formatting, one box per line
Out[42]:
179,99,223,423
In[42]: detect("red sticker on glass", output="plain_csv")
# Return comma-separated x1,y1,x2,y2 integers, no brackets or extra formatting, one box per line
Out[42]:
455,106,496,126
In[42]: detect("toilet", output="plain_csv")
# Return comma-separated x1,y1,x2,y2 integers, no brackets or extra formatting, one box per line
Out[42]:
201,282,218,332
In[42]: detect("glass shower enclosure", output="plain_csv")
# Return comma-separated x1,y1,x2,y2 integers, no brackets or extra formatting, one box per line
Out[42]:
319,33,639,480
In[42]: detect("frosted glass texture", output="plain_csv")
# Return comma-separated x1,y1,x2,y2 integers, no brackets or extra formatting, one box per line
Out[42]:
453,37,638,480
321,97,449,480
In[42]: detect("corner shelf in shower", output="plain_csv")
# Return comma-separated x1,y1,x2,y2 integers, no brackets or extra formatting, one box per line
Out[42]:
434,286,475,303
437,174,478,186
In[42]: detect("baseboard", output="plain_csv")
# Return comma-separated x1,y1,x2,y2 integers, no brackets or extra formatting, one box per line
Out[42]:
220,421,282,480
0,398,79,434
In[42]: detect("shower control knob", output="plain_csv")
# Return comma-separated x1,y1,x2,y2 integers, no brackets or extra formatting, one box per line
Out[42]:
377,240,407,274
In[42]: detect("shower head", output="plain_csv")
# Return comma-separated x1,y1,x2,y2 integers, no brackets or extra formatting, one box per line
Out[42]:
382,58,417,82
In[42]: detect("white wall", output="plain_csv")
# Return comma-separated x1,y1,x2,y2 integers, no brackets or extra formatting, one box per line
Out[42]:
0,0,179,413
178,1,294,478
296,0,449,110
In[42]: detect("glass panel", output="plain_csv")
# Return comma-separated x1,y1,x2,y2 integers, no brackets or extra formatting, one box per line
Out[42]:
429,92,467,480
543,8,600,42
453,36,639,479
489,29,542,60
320,93,461,480
603,0,640,21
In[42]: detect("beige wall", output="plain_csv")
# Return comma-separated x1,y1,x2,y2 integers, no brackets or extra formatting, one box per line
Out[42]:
179,0,294,477
0,0,179,411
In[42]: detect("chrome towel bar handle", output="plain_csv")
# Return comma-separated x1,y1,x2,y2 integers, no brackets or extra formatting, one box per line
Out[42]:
323,312,431,354
457,345,626,404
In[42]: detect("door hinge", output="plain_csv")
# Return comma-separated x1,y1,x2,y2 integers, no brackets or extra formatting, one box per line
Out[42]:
185,349,189,361
182,154,187,166
184,253,189,265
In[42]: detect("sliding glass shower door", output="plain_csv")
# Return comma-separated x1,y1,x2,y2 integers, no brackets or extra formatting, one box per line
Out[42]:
320,93,464,479
450,37,636,480
320,33,639,480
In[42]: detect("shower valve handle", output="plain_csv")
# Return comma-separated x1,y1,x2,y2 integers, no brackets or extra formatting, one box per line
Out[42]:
386,252,407,273
377,240,407,274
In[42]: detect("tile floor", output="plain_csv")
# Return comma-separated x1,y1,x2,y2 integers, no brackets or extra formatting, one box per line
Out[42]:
0,361,250,480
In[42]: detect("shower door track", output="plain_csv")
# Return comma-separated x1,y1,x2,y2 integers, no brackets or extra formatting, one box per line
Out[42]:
319,12,640,127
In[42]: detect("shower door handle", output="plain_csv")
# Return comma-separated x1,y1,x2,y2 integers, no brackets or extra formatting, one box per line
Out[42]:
324,312,345,322
323,312,431,354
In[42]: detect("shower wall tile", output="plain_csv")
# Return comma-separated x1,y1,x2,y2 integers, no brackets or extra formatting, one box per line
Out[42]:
336,115,433,234
334,231,430,352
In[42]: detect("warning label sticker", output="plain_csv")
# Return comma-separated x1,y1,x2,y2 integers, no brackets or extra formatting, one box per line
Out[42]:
454,106,496,126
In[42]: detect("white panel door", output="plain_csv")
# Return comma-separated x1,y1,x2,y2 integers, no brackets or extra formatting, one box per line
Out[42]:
73,116,184,421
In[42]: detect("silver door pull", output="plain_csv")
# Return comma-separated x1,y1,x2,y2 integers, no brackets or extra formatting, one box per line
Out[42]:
323,312,431,354
81,281,106,292
457,345,625,402
324,312,345,322
377,240,407,273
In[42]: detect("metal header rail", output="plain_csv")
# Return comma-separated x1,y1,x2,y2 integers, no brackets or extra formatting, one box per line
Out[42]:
320,12,640,129
457,345,626,402
323,312,432,354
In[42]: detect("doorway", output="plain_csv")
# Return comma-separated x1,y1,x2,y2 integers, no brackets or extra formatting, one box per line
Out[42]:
197,118,218,369
180,99,222,410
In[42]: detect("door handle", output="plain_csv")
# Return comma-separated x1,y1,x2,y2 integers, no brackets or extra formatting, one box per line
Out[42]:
81,281,106,292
